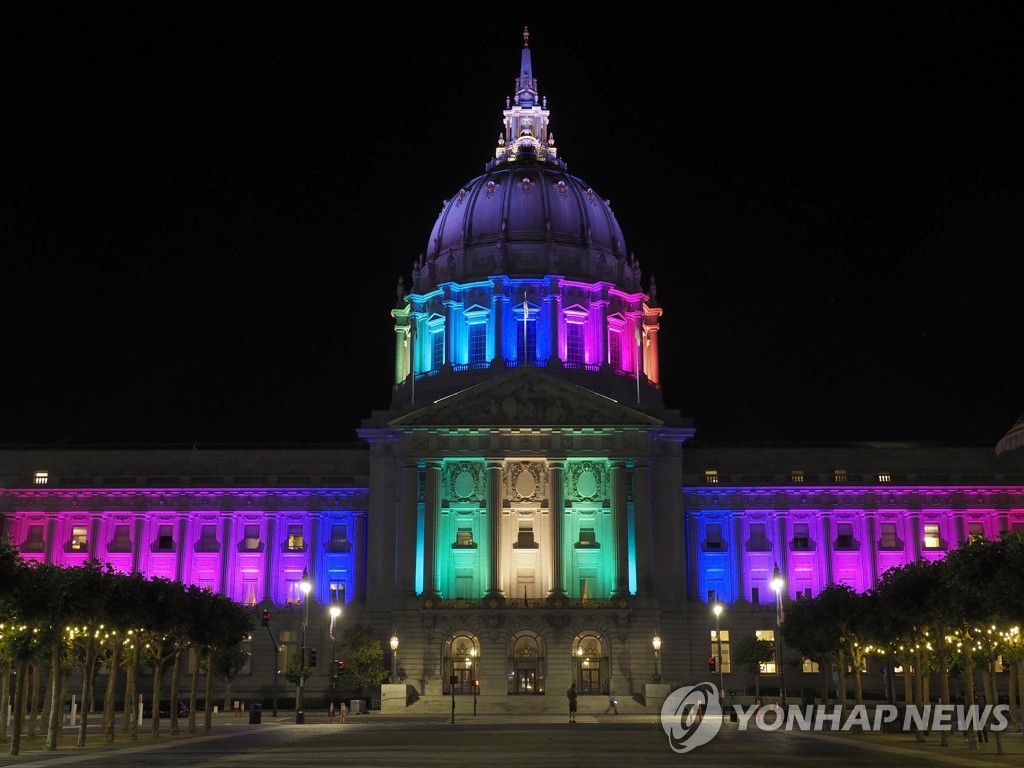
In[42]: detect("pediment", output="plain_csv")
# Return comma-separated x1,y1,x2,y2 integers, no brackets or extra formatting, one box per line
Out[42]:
390,368,663,427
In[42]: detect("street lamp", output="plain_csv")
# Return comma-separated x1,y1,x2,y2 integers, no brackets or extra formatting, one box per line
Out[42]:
390,632,399,683
770,564,787,711
713,602,725,705
329,600,341,706
652,633,662,683
296,569,311,724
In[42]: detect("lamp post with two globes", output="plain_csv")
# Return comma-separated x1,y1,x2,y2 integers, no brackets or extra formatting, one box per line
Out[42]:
296,569,311,724
713,602,725,704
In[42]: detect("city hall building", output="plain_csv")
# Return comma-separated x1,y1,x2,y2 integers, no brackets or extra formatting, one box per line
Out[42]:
3,30,1023,712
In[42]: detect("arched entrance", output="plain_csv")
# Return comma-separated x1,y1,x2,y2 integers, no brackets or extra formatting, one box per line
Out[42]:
507,630,545,694
443,632,480,695
572,631,610,694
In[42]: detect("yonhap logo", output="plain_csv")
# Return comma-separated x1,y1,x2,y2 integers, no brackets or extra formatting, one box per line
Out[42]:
660,682,722,753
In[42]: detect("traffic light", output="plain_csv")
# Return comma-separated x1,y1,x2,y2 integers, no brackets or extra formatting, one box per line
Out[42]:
309,649,318,667
708,656,717,672
261,610,270,627
337,660,345,673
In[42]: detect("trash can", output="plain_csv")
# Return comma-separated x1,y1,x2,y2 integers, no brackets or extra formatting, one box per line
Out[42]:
249,703,262,724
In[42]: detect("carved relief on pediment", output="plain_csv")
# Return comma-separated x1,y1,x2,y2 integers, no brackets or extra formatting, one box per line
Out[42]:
566,460,607,502
507,461,547,502
445,461,484,503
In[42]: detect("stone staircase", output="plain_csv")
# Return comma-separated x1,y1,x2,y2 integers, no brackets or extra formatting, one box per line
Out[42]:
404,693,650,716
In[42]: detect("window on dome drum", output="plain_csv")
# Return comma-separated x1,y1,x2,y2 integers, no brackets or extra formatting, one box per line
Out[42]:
70,525,88,552
566,321,585,366
879,522,900,550
287,525,305,551
835,522,856,550
110,524,132,552
468,322,487,365
157,525,174,551
517,310,536,363
967,522,985,540
430,328,445,371
455,527,475,547
197,524,219,552
791,523,811,550
746,523,770,551
877,472,892,483
576,526,598,548
790,470,805,483
833,469,848,484
704,523,724,550
704,470,719,484
755,630,777,674
608,329,622,369
22,524,45,552
243,524,261,551
923,523,942,549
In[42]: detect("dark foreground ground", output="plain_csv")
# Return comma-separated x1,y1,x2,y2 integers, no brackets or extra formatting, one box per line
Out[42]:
2,711,1022,768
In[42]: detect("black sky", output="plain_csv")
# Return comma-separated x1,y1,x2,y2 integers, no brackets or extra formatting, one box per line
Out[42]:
3,5,1023,446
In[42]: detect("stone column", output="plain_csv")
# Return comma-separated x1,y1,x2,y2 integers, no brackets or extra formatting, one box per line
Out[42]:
397,460,419,597
610,460,630,600
485,460,506,601
547,459,567,599
423,460,442,599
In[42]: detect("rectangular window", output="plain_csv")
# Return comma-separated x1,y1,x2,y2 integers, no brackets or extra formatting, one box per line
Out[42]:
328,524,350,551
834,469,848,483
790,470,804,483
566,321,585,365
878,472,892,483
468,322,487,365
577,527,597,547
802,658,821,673
243,524,261,550
704,470,719,485
705,523,723,550
514,521,537,548
710,629,731,674
879,522,898,549
23,524,45,552
157,525,174,551
456,527,475,547
967,522,985,539
923,523,941,549
792,523,810,550
608,329,622,370
747,523,769,551
110,524,132,552
835,522,855,549
755,629,777,674
197,524,219,552
34,471,49,485
71,525,89,551
287,524,305,551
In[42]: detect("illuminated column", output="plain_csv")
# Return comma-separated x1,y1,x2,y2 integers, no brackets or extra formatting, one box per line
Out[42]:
643,306,662,386
485,460,506,601
423,460,442,599
546,277,561,363
491,282,506,363
610,460,630,600
547,459,567,599
397,460,419,597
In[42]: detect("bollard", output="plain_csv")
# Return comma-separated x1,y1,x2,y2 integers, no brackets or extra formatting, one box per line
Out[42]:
329,702,334,723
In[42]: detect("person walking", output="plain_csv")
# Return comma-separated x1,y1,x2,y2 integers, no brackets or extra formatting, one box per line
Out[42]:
604,692,619,715
567,682,578,723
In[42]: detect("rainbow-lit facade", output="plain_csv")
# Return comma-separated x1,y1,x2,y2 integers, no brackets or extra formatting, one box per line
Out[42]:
2,30,1023,710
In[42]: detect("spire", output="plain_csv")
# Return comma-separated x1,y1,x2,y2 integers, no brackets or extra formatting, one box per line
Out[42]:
492,28,563,169
516,26,536,108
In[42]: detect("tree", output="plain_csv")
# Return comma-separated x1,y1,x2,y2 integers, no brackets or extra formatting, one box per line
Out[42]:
732,635,775,700
335,624,389,691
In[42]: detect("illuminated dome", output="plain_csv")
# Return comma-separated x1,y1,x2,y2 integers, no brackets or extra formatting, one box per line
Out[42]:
391,28,664,412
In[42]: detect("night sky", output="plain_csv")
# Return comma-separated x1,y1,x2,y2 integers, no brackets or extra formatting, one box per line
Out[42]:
4,5,1023,447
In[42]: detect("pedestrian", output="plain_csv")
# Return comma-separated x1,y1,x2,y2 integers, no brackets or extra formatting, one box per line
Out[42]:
975,693,990,742
604,692,618,715
567,681,578,723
